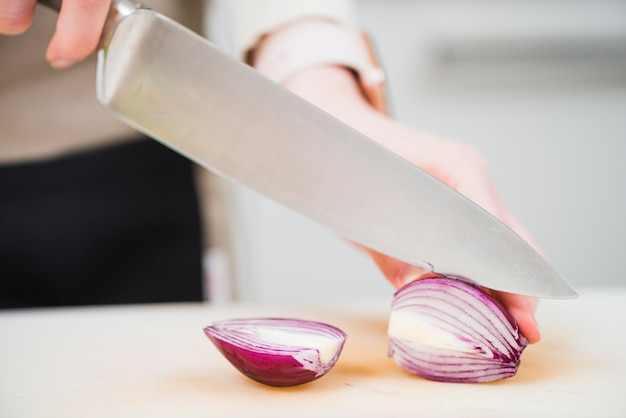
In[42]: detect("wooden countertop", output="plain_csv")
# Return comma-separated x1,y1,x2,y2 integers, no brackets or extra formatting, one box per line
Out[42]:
1,287,624,417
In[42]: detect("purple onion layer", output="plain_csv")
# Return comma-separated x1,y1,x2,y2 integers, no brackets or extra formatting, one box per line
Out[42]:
204,318,347,387
388,275,528,383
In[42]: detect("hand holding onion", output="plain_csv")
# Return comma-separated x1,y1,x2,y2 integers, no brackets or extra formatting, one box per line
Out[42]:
284,66,542,344
388,274,529,382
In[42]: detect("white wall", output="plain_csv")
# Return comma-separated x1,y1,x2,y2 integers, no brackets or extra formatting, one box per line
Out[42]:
356,0,626,291
215,0,626,303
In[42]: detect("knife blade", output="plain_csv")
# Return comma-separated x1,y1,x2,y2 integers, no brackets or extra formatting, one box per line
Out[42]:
39,0,576,298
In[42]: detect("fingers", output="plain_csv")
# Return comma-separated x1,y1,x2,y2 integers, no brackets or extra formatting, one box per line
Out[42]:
453,164,543,343
0,0,111,68
45,0,111,68
372,246,543,343
451,154,544,343
0,0,37,35
362,246,427,289
496,291,541,343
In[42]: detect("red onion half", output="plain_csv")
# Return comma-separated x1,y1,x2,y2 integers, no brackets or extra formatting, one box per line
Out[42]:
204,318,346,387
388,275,528,383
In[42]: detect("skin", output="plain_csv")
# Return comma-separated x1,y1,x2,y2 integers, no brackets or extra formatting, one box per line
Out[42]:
0,0,111,68
284,66,541,344
0,2,541,343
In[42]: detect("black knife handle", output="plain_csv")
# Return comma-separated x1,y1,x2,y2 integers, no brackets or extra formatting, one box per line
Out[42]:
38,0,62,12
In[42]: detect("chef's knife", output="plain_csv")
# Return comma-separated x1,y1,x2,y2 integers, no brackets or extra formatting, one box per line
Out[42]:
38,0,576,298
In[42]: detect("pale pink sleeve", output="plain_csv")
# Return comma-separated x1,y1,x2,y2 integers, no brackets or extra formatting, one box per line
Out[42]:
207,0,356,59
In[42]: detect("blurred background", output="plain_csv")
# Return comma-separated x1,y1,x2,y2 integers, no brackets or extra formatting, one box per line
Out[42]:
209,0,626,303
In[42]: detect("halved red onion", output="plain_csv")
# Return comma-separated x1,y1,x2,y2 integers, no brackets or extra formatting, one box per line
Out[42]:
388,275,528,383
204,318,346,387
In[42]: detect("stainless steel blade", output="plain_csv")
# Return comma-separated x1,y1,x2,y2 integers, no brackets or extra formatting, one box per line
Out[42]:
96,5,577,298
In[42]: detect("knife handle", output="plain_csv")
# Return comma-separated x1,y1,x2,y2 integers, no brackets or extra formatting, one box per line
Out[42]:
36,0,141,51
38,0,61,12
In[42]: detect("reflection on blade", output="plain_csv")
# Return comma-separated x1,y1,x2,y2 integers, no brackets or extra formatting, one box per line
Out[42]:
96,9,577,298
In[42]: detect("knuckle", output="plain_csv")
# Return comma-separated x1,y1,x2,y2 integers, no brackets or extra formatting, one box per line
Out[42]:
75,0,112,16
63,35,98,57
73,0,104,13
52,0,111,59
454,143,488,172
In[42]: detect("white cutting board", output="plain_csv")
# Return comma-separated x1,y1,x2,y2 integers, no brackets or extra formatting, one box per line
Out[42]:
0,287,624,418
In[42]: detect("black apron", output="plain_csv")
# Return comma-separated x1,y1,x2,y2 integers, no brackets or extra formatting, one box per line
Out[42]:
0,138,204,309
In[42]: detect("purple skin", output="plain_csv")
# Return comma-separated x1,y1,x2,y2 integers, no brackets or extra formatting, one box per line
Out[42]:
205,332,320,387
203,319,346,387
388,275,529,383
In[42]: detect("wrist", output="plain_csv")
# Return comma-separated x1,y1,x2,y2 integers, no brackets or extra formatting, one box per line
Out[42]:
247,18,388,114
284,65,375,121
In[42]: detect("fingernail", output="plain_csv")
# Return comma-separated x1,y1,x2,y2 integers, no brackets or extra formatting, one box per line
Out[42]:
400,275,416,287
49,58,75,69
531,316,542,343
399,270,434,287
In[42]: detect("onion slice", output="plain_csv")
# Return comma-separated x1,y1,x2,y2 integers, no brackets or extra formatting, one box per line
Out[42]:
388,275,528,383
204,318,347,387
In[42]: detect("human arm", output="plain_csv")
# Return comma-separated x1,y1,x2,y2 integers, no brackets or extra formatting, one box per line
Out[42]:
245,19,541,344
288,64,541,343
